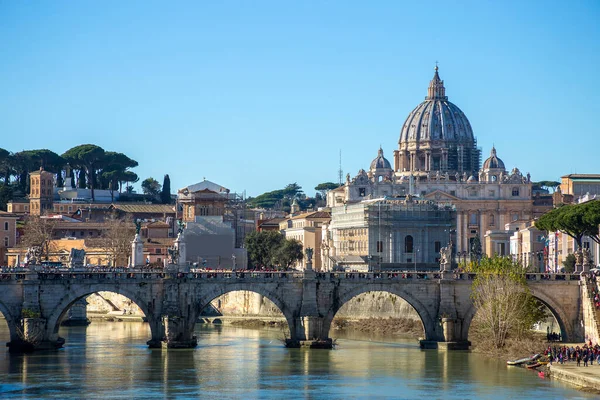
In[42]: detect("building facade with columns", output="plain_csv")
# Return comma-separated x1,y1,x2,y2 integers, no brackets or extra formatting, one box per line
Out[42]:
325,197,454,271
326,67,551,261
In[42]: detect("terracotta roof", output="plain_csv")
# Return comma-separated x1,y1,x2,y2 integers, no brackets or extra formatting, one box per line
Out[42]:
561,174,600,179
258,218,285,226
179,180,230,194
145,238,175,245
111,204,175,214
290,211,331,220
53,222,117,230
144,221,170,228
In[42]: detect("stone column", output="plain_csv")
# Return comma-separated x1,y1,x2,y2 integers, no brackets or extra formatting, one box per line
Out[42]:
287,273,332,349
441,149,448,171
162,315,197,349
174,232,187,267
462,213,468,253
456,212,463,254
131,233,144,267
410,151,416,171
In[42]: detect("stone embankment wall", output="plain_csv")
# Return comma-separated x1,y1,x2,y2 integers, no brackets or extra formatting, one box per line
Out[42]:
86,292,145,315
581,280,600,344
207,291,421,321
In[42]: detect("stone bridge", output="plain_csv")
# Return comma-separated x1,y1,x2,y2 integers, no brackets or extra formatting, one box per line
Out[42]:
0,269,584,352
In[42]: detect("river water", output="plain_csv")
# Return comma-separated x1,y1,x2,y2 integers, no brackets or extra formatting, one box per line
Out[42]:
0,321,594,399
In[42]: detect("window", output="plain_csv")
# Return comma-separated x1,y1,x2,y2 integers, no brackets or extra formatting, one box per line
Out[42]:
512,213,519,221
4,222,8,231
450,190,456,197
377,240,383,253
512,187,520,196
434,241,441,253
488,190,495,197
489,214,495,227
469,213,478,225
404,235,413,253
359,188,366,197
3,237,7,247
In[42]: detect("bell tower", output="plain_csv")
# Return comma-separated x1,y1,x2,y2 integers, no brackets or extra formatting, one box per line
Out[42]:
29,167,54,216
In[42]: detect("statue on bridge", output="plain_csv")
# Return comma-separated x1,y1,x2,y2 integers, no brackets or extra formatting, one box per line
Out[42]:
167,247,179,265
470,236,482,262
305,247,313,263
439,243,453,270
177,219,186,235
440,242,452,265
68,248,86,269
24,246,42,266
134,219,142,235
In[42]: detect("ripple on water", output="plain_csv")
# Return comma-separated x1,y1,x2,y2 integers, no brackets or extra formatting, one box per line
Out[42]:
0,322,596,399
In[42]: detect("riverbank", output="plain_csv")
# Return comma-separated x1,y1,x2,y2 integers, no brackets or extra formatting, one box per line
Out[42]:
87,312,145,322
331,317,423,338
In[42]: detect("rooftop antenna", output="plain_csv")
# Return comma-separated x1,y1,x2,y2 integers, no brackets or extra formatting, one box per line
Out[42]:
338,149,343,185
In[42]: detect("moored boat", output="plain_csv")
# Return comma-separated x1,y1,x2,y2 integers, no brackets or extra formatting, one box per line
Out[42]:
507,354,541,366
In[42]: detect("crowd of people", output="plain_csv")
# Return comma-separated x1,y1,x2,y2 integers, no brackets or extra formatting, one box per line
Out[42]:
545,341,600,367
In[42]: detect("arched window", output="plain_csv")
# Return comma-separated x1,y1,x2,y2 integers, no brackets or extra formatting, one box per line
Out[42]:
512,187,520,196
405,235,414,253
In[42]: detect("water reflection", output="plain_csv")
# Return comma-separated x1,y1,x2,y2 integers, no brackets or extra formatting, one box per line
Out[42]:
0,322,596,399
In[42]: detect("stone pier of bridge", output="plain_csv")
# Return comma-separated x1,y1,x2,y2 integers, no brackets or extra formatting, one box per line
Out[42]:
0,268,585,353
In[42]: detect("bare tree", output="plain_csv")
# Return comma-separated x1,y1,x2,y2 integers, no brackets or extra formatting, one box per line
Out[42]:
469,256,546,349
99,214,135,267
21,215,57,261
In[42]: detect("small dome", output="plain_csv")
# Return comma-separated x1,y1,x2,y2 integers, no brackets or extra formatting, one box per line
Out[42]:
483,146,505,170
370,147,392,170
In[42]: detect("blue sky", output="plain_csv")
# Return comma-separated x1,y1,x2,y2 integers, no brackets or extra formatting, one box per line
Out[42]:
1,1,598,197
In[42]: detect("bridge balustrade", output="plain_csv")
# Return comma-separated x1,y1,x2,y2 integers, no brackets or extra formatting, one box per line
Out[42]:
0,267,584,283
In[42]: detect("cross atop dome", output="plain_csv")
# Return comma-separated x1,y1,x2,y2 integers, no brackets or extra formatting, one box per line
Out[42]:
426,64,447,101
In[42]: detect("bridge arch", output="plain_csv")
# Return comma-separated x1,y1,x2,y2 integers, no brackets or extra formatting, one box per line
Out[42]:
462,289,572,343
192,283,296,339
46,285,158,344
322,285,439,341
0,299,19,342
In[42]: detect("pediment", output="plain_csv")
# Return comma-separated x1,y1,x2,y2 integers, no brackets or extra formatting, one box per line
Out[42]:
424,190,460,201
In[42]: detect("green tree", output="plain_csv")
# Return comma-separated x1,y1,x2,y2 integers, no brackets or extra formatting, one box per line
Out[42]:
315,182,340,198
0,148,10,185
161,174,171,204
535,202,600,248
141,177,161,197
121,171,139,194
283,182,303,199
0,184,13,211
468,255,546,348
62,144,106,201
245,231,285,269
533,180,561,193
97,151,138,190
272,238,303,270
562,253,575,273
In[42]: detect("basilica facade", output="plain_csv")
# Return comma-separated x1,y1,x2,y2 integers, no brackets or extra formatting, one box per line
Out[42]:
325,67,551,268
